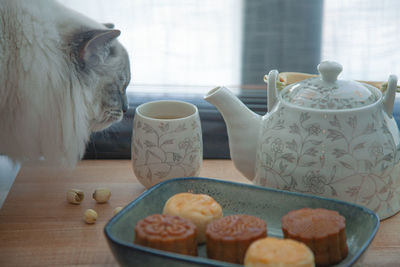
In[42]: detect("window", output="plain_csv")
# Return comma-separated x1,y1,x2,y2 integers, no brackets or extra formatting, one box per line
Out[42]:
321,0,400,81
62,0,400,90
59,0,400,159
61,0,243,93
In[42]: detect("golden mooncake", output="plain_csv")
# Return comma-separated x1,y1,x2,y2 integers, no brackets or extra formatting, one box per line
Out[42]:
163,192,223,243
244,237,315,267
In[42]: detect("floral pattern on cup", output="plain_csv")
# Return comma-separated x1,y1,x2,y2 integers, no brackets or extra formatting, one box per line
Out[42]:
132,116,202,189
255,105,400,218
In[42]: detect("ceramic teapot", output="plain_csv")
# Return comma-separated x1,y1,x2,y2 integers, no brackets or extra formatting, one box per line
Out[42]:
205,61,399,219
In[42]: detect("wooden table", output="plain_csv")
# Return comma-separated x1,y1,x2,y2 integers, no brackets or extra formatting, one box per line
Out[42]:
0,160,399,266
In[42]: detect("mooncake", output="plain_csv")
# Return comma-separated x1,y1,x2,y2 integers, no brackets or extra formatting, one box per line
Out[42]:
163,192,223,243
134,214,197,256
281,208,348,266
244,237,315,267
206,214,267,264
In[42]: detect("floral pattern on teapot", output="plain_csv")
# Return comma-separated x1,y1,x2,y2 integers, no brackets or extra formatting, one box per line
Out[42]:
281,78,378,110
204,61,399,219
255,105,400,216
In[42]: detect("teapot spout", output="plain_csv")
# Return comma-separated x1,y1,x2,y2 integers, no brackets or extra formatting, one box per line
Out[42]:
204,87,262,180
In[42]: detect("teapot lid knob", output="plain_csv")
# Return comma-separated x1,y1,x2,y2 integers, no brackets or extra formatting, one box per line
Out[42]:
318,61,343,83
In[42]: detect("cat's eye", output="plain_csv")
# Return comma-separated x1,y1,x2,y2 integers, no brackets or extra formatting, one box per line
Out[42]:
109,46,117,57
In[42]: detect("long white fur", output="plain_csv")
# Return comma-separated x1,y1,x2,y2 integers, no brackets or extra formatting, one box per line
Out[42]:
0,0,109,167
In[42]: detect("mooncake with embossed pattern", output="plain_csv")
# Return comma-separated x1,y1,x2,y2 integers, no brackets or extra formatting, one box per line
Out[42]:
205,214,267,264
281,208,348,266
134,214,197,256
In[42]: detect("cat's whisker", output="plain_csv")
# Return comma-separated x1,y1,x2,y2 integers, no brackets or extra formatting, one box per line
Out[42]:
101,109,123,125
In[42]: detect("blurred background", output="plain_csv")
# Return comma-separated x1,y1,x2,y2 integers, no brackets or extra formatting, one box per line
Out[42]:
62,0,400,92
2,0,400,207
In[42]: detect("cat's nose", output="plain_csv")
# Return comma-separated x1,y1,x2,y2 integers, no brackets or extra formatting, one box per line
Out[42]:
121,94,128,113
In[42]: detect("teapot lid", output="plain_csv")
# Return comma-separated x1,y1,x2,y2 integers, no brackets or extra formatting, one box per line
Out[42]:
280,61,379,109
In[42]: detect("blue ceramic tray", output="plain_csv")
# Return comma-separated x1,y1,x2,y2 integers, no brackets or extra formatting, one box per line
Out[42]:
104,177,379,266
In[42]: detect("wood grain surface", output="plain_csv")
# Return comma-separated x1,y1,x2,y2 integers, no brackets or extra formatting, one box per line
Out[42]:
0,160,399,266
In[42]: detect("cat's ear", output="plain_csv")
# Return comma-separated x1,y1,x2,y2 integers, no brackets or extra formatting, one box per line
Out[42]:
80,29,121,67
103,23,115,29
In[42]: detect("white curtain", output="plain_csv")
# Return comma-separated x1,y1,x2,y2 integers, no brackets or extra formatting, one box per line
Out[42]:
60,0,243,91
322,0,400,81
60,0,400,90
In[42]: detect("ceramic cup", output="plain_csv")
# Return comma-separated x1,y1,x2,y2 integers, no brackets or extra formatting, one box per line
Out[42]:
131,100,203,188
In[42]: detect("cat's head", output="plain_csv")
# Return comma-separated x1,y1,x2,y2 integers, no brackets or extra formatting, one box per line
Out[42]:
71,27,131,132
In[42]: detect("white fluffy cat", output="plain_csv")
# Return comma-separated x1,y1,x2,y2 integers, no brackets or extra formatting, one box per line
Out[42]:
0,0,131,167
